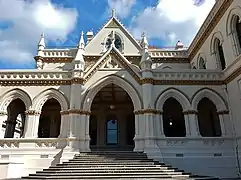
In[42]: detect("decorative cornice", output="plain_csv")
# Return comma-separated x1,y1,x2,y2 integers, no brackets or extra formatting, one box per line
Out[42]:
41,57,73,63
217,110,229,115
153,80,224,85
152,58,190,63
71,78,84,84
134,109,161,115
0,80,71,86
68,109,91,115
188,0,233,60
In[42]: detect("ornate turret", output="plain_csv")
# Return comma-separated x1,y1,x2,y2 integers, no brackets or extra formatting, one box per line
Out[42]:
36,32,45,70
140,32,152,73
72,31,85,78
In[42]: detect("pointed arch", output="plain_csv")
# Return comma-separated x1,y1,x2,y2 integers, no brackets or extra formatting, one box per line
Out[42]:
82,75,142,111
191,88,228,112
210,31,224,54
32,88,69,111
0,89,32,112
210,32,226,70
226,6,241,56
155,88,191,111
197,53,207,69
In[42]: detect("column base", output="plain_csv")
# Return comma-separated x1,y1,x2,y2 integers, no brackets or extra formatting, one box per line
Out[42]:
134,135,145,152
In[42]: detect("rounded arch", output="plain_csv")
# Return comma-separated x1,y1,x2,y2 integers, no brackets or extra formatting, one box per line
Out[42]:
191,88,227,112
0,89,32,111
226,6,241,36
155,88,191,111
32,88,69,111
82,75,142,112
197,53,207,69
210,31,224,54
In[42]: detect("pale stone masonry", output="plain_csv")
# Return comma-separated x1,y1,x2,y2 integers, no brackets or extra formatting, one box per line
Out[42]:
0,0,241,179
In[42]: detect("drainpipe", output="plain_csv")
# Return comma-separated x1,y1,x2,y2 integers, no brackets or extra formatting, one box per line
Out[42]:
223,84,241,177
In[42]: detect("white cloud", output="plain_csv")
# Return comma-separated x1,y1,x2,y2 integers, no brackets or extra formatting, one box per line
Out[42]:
130,0,215,47
107,0,136,18
0,0,78,65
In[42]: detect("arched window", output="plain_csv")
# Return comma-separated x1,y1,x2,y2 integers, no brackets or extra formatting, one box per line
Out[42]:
197,98,222,137
214,38,226,70
199,57,206,69
235,16,241,50
162,98,186,137
114,35,122,51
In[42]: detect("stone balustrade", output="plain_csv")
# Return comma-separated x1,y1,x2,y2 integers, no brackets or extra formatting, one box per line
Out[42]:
156,137,233,147
43,49,74,57
153,70,224,81
0,71,71,80
149,50,188,58
0,138,66,148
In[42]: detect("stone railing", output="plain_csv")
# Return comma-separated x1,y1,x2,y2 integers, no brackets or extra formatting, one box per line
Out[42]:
0,70,72,80
153,70,223,81
0,138,67,148
156,137,233,147
43,49,74,58
149,50,188,58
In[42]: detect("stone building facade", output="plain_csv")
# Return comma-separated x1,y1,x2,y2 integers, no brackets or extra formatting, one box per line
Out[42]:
0,0,241,178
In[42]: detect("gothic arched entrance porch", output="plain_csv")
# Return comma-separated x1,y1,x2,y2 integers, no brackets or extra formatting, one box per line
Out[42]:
89,83,135,151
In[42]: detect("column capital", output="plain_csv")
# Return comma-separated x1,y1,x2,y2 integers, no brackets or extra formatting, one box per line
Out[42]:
25,110,41,115
68,109,91,115
134,109,162,115
183,110,198,115
0,111,7,116
217,110,229,115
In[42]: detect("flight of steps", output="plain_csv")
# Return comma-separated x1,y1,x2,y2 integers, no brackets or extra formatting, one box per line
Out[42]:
22,151,219,179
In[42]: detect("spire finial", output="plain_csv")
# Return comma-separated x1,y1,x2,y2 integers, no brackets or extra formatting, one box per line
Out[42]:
141,32,148,50
79,31,85,50
112,8,116,17
38,32,45,50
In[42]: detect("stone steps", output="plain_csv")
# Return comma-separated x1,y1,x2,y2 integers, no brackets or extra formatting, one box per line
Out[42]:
22,151,219,179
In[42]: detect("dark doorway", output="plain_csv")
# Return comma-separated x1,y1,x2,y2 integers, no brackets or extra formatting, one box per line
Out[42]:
163,97,186,137
38,98,61,138
197,97,222,137
4,98,26,138
90,83,135,150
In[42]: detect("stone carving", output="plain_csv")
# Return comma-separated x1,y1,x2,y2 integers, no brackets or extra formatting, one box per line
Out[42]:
103,55,121,69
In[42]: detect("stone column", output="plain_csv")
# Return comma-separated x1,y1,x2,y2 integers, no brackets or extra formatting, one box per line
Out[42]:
59,111,70,138
133,112,144,152
184,110,200,137
23,110,41,138
156,112,164,137
0,111,7,138
217,110,229,137
85,114,91,152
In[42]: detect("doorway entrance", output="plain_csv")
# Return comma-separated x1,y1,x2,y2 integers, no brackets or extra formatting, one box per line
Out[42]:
89,83,135,150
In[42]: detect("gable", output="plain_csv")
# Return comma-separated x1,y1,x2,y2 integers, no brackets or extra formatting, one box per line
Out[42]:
85,17,141,56
84,46,141,83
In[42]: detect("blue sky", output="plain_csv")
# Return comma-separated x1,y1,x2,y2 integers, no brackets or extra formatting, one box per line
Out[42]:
0,0,215,69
